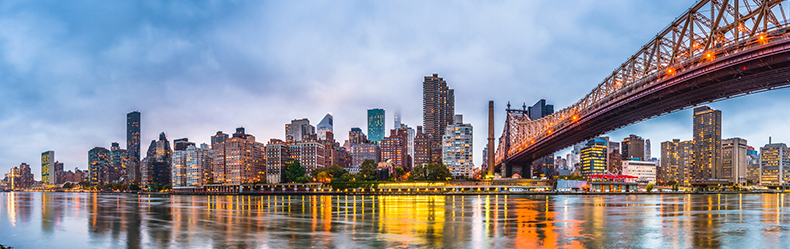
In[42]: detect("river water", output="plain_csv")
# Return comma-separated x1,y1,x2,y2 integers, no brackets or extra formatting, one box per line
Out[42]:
2,192,790,248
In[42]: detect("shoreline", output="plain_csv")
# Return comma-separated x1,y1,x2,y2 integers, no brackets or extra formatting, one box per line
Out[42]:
141,190,777,196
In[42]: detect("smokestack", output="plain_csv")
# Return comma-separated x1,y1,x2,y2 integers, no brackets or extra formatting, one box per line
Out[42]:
487,100,495,176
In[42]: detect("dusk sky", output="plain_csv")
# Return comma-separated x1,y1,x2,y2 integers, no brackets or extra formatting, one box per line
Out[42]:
3,0,790,179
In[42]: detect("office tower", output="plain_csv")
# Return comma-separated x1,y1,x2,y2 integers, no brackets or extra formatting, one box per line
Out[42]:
88,147,110,185
660,139,680,184
442,114,473,178
382,127,411,171
414,126,431,167
528,99,554,121
352,143,381,168
394,110,402,129
41,150,55,185
423,74,454,163
53,162,63,184
265,139,292,184
580,138,607,177
645,139,652,160
127,111,141,183
722,138,748,184
141,132,172,187
746,146,760,183
367,109,385,143
212,128,265,185
286,118,315,142
173,138,194,151
317,113,333,140
18,163,33,189
692,106,722,181
621,135,645,161
678,140,694,185
211,131,228,149
349,127,367,145
623,161,658,184
760,142,790,188
110,142,128,183
171,140,189,187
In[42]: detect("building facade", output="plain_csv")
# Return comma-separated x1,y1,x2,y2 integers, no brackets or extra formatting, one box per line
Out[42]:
692,106,722,181
88,147,110,185
212,128,265,185
367,109,385,144
42,150,56,185
746,146,760,184
423,74,454,164
141,132,172,187
110,142,128,183
623,160,658,184
285,118,315,142
722,137,749,184
316,113,333,140
441,115,473,178
621,135,645,161
580,138,608,177
760,143,790,188
382,128,411,171
352,143,380,168
127,111,141,184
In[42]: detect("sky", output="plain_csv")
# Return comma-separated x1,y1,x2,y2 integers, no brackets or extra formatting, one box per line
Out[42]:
2,0,790,180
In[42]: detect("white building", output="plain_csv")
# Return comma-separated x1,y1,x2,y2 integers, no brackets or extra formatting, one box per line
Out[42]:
442,115,473,178
622,160,657,184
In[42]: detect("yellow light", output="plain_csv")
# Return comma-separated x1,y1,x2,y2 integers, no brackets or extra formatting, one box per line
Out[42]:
760,35,765,40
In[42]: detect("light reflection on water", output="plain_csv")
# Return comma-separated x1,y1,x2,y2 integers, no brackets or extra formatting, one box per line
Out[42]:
3,192,790,248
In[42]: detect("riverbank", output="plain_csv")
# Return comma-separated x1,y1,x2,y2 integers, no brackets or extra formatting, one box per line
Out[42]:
139,190,779,196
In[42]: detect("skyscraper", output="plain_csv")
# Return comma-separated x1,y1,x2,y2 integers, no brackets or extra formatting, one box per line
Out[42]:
660,139,681,184
722,137,748,184
621,135,645,161
127,111,141,184
760,142,789,188
382,128,410,171
88,147,110,185
141,132,172,187
110,142,128,183
441,115,473,178
528,99,554,121
316,113,333,140
580,138,607,177
41,150,55,185
212,128,265,185
367,109,385,144
211,131,228,149
644,139,652,160
186,144,213,187
394,110,401,128
348,127,367,145
423,74,454,163
692,106,722,181
746,146,760,183
528,99,556,178
414,126,431,167
285,118,315,142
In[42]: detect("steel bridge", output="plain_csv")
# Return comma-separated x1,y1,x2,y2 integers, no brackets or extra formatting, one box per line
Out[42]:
494,0,790,177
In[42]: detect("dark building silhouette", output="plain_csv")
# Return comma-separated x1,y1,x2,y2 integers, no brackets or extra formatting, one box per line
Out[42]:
621,134,645,161
110,142,128,183
141,132,172,187
127,111,141,184
528,99,554,121
89,147,111,185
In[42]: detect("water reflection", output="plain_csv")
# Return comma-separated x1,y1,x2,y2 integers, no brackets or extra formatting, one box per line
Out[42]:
5,193,790,248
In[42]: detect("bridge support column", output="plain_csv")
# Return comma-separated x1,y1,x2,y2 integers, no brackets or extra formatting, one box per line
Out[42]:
501,162,510,178
521,165,530,179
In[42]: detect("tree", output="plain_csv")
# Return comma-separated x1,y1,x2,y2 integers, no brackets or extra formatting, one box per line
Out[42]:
315,171,331,183
409,163,451,181
358,159,377,181
646,183,654,192
284,161,306,183
395,167,405,180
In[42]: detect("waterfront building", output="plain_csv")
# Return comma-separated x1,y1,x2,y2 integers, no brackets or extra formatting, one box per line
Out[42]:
265,139,292,184
141,132,172,187
760,142,790,188
7,163,35,189
53,162,63,184
293,139,327,175
367,109,385,144
608,148,622,175
441,115,473,178
621,135,645,161
4,167,19,190
692,106,722,181
401,124,416,166
678,140,694,185
349,127,367,145
88,147,111,185
285,118,315,142
185,144,213,187
382,128,411,171
316,113,333,140
59,167,86,183
414,126,431,167
746,146,760,183
212,128,265,185
423,74,454,164
127,111,141,184
660,139,683,185
110,142,128,183
352,143,380,168
172,142,188,187
622,160,658,184
722,137,749,184
41,150,55,185
580,138,608,177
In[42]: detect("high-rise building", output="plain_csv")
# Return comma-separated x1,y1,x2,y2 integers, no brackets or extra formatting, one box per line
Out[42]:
423,74,454,164
182,144,213,187
621,135,645,161
211,131,228,149
394,110,401,129
527,99,556,178
722,137,749,184
212,128,265,185
580,138,608,177
293,140,327,175
110,142,128,183
413,126,431,168
41,150,55,185
88,147,110,185
349,127,367,145
18,163,34,189
528,99,554,121
171,139,190,187
352,143,380,168
316,113,333,140
367,109,385,143
265,139,292,184
382,128,411,171
53,161,63,184
678,140,694,185
760,142,790,188
660,139,680,185
127,111,141,184
746,146,760,183
141,132,172,187
173,138,194,151
286,118,315,142
441,115,473,178
692,106,722,181
645,139,652,160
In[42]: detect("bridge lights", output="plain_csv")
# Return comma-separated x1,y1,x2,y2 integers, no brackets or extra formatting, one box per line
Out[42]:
572,115,578,121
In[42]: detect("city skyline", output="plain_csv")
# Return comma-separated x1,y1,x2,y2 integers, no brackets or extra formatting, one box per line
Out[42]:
5,1,790,179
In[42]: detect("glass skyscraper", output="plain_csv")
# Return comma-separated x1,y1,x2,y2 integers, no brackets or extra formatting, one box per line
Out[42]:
367,108,385,143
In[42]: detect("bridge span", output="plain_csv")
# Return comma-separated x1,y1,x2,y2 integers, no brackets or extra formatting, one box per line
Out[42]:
493,0,790,177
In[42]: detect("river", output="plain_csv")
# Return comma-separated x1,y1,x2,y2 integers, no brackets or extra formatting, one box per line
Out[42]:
1,192,790,248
